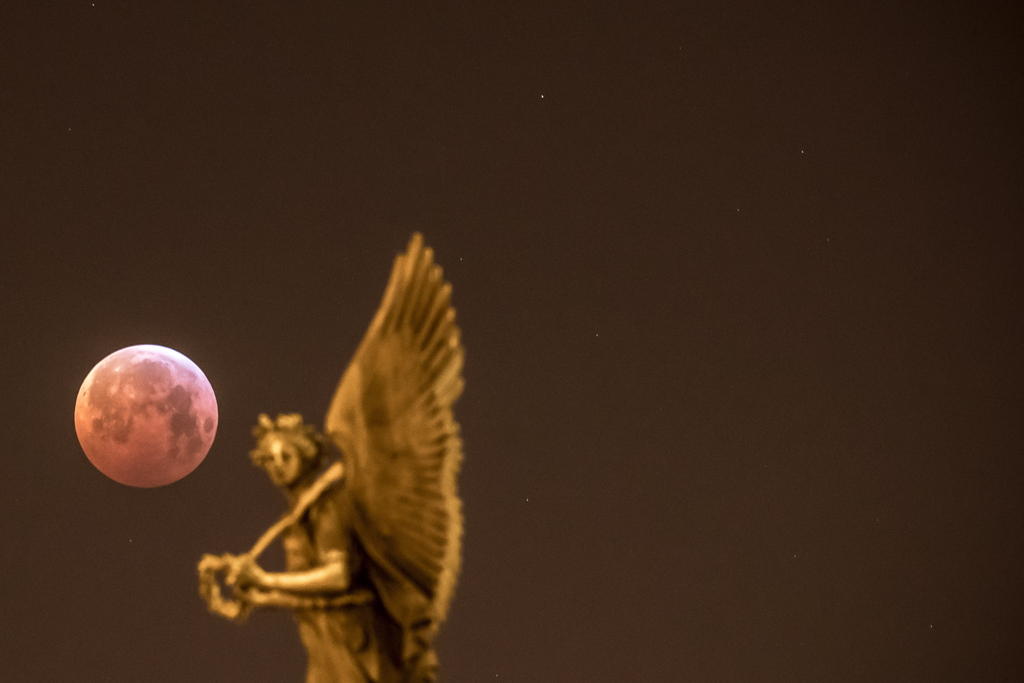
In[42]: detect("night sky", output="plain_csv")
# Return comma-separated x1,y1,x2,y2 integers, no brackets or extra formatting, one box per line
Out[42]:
2,3,1021,681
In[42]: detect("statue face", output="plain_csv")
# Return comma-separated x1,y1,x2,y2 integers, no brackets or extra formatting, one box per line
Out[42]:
252,435,309,488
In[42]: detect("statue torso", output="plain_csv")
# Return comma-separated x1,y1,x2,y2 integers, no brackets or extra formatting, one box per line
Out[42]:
283,482,405,683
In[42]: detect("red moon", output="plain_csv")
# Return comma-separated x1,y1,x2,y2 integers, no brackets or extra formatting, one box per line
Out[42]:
74,344,218,487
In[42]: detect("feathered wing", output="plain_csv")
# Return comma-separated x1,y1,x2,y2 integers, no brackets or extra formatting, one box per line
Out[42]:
324,233,464,631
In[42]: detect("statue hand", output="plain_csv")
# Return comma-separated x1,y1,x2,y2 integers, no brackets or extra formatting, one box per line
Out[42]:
227,554,267,590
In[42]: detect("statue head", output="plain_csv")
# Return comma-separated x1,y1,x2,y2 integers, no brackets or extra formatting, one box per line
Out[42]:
249,413,323,488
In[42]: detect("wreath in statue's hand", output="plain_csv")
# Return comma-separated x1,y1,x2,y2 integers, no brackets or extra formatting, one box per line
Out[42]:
198,553,254,622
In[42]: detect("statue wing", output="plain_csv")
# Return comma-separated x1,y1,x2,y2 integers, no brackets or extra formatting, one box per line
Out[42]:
324,233,464,626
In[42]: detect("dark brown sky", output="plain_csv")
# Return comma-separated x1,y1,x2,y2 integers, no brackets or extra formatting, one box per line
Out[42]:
1,2,1021,681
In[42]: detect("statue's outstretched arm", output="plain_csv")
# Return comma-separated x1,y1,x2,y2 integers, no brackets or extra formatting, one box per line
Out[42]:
235,550,348,595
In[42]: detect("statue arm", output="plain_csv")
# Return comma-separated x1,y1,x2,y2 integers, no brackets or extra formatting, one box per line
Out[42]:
236,549,349,595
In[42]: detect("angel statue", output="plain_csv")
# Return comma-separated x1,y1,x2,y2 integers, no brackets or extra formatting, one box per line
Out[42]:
198,234,465,682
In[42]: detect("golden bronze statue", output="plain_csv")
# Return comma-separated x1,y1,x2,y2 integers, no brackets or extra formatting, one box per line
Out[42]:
198,234,464,682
